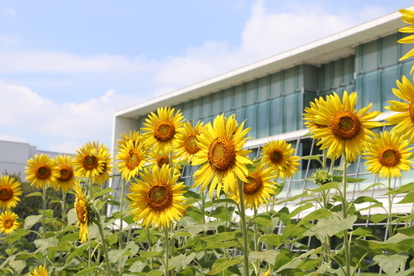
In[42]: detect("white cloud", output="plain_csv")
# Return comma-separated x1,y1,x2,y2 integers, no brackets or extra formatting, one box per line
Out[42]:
0,82,144,153
0,134,27,143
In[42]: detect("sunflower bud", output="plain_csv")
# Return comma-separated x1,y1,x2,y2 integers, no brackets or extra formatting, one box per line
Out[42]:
313,170,332,185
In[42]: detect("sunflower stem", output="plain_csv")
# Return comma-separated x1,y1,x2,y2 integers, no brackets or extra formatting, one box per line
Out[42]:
95,214,111,276
119,178,126,250
387,177,394,239
201,191,210,264
237,180,250,276
147,228,153,269
164,227,170,276
42,185,47,238
61,190,66,223
341,156,351,276
253,207,260,276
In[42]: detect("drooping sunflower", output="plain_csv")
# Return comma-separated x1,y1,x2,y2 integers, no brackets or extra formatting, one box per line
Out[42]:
0,175,22,210
364,131,413,179
74,181,93,242
385,76,414,142
116,129,147,149
192,114,252,198
73,141,106,180
117,140,147,181
261,140,300,180
28,265,48,276
148,150,181,174
25,154,60,189
303,96,329,131
398,9,414,63
53,155,78,192
0,210,21,234
310,91,382,162
175,121,204,163
141,107,185,153
128,165,186,229
230,164,278,209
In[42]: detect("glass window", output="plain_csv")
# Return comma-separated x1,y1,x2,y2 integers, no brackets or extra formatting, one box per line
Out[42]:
269,97,283,135
381,34,398,67
212,91,223,115
234,84,245,109
360,71,380,111
283,68,295,95
283,94,300,132
201,95,211,117
361,40,378,73
270,72,282,99
223,87,234,112
245,105,257,138
258,76,269,102
257,101,270,138
245,80,256,104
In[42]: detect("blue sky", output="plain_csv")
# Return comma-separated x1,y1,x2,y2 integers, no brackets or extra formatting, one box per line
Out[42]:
0,0,413,153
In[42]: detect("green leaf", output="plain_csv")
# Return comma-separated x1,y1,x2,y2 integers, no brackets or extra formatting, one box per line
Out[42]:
74,266,101,276
176,267,196,276
24,214,43,230
212,198,238,205
397,191,414,204
206,240,239,250
185,221,224,236
207,258,240,275
374,253,409,275
260,234,282,247
169,253,196,269
92,187,116,199
252,214,273,226
308,215,357,237
386,182,414,195
352,227,375,238
397,224,414,236
3,228,30,243
289,203,315,219
201,230,240,243
25,191,42,197
353,196,381,204
140,251,163,258
306,182,339,193
370,214,388,223
8,260,26,275
148,270,164,276
250,250,278,264
210,205,234,220
34,237,59,250
66,244,89,264
297,208,332,226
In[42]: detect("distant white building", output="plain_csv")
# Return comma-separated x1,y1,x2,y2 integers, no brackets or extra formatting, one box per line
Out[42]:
0,140,72,178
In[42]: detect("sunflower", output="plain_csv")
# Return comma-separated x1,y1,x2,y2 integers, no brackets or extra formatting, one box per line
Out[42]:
74,181,93,242
148,150,182,174
29,265,48,276
303,96,329,131
73,141,106,180
385,76,414,142
0,210,21,234
192,114,252,198
128,165,186,229
364,131,413,179
0,175,22,210
175,121,204,163
116,130,147,149
53,155,78,192
117,140,147,180
141,107,185,153
230,164,277,209
310,91,382,162
398,9,414,63
261,140,300,180
87,142,113,185
25,154,60,189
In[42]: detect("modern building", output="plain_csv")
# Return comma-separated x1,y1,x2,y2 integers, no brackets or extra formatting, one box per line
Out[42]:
112,6,414,217
0,139,71,180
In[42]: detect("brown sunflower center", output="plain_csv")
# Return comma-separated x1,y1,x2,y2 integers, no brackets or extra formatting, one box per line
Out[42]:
126,150,141,170
157,155,170,168
154,121,175,142
0,186,13,201
410,101,414,121
83,155,98,170
243,174,263,195
331,111,361,140
379,147,401,167
147,184,172,211
58,166,73,182
270,149,284,165
184,133,200,154
75,201,87,224
3,219,13,229
208,137,236,172
35,165,51,180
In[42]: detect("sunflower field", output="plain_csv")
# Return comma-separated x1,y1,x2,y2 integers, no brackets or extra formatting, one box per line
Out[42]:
3,8,414,276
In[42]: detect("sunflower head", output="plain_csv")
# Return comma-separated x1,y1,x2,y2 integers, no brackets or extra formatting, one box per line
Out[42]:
128,165,186,229
141,107,185,153
116,139,147,180
29,265,49,276
192,114,252,198
53,155,78,192
364,131,414,179
261,140,300,180
73,181,94,242
73,141,109,180
175,121,204,163
25,154,60,189
303,96,329,131
310,92,381,162
231,163,277,209
116,129,146,149
148,150,182,174
312,169,333,185
0,210,21,234
0,175,23,210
